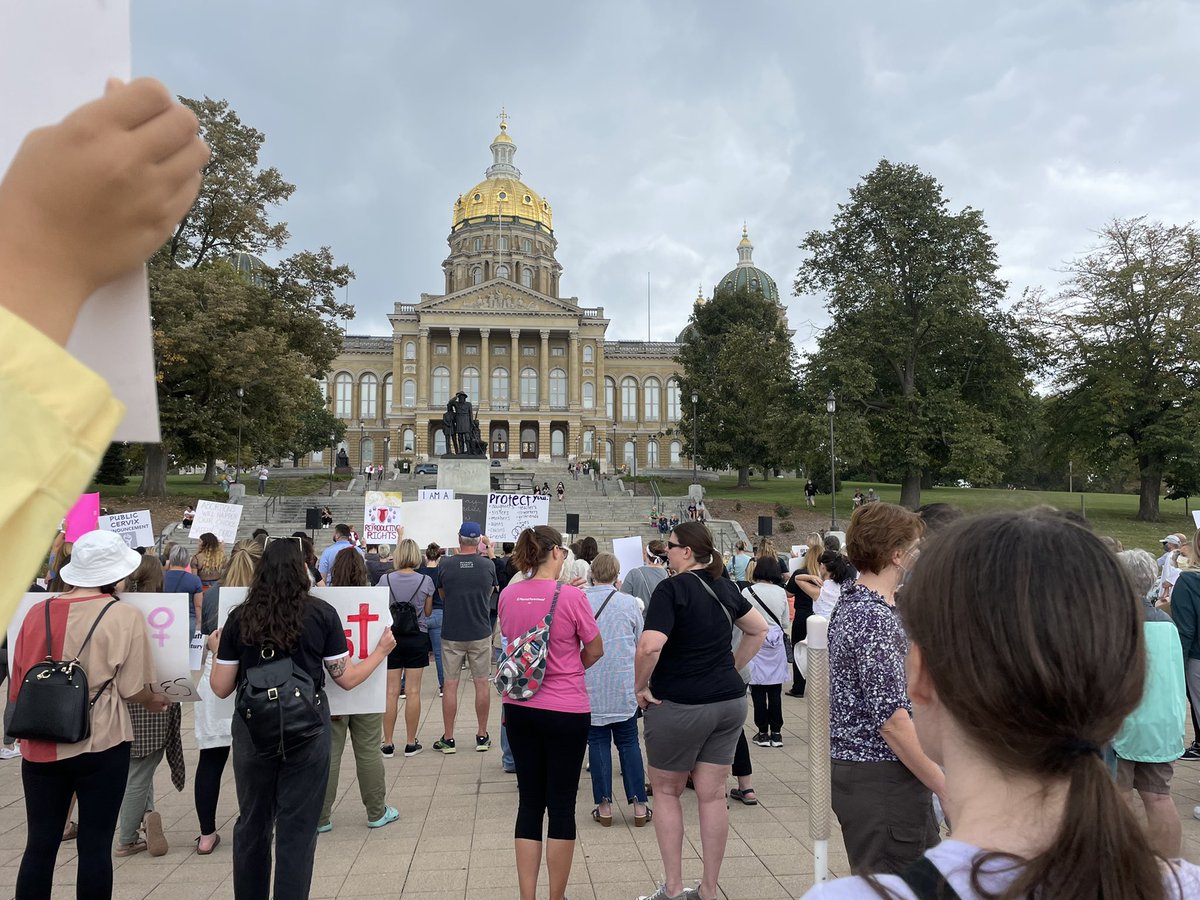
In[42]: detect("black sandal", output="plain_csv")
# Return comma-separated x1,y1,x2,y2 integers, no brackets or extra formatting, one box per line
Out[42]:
729,788,758,805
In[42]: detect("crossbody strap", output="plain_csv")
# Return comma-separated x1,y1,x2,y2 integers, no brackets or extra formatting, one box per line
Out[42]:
746,585,783,630
71,598,120,662
896,857,963,900
386,572,424,608
594,589,618,621
687,572,732,629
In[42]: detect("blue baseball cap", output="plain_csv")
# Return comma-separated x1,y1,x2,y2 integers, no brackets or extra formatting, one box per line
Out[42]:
459,522,482,538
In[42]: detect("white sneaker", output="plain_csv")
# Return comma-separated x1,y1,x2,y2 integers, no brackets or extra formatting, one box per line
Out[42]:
1193,805,1200,821
0,745,21,760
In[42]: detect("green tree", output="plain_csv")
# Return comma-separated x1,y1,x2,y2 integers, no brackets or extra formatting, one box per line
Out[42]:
139,98,353,496
676,284,799,488
95,443,130,486
796,160,1038,508
1035,218,1200,521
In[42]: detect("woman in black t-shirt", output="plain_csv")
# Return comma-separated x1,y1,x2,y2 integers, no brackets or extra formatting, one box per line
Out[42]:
634,522,768,900
210,540,394,900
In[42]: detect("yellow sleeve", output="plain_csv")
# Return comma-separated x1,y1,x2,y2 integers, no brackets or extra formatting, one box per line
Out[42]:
0,306,124,631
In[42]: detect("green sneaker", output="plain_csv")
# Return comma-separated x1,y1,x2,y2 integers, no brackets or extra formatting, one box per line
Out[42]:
475,733,491,752
433,736,456,754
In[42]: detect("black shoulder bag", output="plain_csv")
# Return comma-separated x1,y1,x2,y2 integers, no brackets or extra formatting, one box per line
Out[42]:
594,589,618,620
10,597,120,744
896,857,963,899
235,644,326,760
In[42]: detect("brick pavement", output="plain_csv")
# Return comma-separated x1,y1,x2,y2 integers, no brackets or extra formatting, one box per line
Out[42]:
1,685,1198,900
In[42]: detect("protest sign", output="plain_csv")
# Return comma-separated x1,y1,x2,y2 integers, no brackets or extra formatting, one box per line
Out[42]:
485,492,550,540
364,491,405,543
219,587,389,715
1,2,160,441
461,493,488,528
1193,510,1200,529
64,493,100,542
401,499,463,549
418,488,455,501
611,536,644,582
189,500,243,544
7,592,198,701
99,510,155,548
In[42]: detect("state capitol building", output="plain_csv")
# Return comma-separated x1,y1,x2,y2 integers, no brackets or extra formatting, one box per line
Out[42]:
315,117,788,472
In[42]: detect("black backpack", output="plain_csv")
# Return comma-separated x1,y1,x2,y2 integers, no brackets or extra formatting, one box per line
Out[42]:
234,646,325,760
386,574,423,638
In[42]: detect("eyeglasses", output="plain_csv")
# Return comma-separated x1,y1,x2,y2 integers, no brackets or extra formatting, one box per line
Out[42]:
666,541,684,550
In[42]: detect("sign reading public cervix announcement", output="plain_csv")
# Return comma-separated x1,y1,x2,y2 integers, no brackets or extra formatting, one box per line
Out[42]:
219,587,389,715
485,492,550,541
98,509,155,548
7,592,199,701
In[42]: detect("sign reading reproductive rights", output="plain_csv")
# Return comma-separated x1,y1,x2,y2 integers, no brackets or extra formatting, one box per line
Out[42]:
7,592,199,701
99,509,155,548
189,500,243,544
363,491,405,543
218,586,389,715
485,492,550,540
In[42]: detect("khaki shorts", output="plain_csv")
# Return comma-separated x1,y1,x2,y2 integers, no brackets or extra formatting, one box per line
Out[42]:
1115,757,1174,795
643,697,746,771
441,637,492,680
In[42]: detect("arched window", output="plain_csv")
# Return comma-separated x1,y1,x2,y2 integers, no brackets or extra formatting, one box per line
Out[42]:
521,267,534,288
496,264,510,280
499,236,509,251
549,368,567,407
621,377,638,421
666,378,681,422
491,367,509,401
604,440,613,463
583,344,594,363
523,238,532,253
433,430,447,455
582,430,594,456
471,267,483,286
670,441,682,465
647,440,659,467
402,428,415,453
551,430,565,457
382,374,393,414
462,366,480,399
404,341,416,360
473,237,482,252
644,377,661,421
582,382,595,409
360,373,378,419
334,373,352,417
432,366,450,405
605,377,616,419
402,379,416,407
520,367,538,406
624,440,636,467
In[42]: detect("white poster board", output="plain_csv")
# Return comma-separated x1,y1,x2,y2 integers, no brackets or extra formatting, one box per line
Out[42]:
1192,510,1200,529
363,491,405,543
189,500,243,544
418,488,454,501
485,493,550,541
612,536,644,582
99,510,155,548
7,592,199,701
0,2,160,441
218,586,389,715
400,499,463,549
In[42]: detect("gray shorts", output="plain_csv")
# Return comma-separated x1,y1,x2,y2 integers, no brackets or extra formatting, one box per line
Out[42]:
643,697,746,772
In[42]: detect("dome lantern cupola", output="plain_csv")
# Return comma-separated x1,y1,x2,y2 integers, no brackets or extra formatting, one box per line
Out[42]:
716,224,780,304
486,108,521,179
451,111,553,233
736,223,755,267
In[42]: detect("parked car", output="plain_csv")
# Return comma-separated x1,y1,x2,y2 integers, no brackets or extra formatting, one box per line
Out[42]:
415,463,439,475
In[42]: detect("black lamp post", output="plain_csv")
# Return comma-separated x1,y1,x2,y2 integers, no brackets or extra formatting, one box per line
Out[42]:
610,421,617,474
234,386,244,483
384,435,391,480
358,421,366,473
690,390,699,484
328,432,336,496
827,390,838,531
630,434,637,479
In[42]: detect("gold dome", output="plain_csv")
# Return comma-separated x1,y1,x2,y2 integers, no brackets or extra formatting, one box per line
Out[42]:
452,178,553,232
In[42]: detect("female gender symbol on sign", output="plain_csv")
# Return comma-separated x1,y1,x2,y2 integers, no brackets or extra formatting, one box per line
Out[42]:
147,607,174,648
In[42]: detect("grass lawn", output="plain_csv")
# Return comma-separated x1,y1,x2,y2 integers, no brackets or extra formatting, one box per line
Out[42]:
693,476,1197,553
87,473,353,500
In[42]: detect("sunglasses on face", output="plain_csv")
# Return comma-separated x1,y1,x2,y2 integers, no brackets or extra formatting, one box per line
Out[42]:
666,540,684,550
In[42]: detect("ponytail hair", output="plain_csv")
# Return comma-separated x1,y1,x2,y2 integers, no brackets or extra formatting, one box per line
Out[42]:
817,550,852,585
511,525,562,574
671,522,723,578
901,510,1168,900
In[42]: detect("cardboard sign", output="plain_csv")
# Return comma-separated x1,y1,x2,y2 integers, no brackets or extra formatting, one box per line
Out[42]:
99,509,155,548
218,587,389,715
418,488,454,501
400,499,463,549
612,536,644,582
363,491,405,543
7,592,199,701
64,493,100,542
0,1,160,441
485,492,550,541
189,500,243,544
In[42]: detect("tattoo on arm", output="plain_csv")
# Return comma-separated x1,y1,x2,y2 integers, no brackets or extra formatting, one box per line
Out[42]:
325,657,347,678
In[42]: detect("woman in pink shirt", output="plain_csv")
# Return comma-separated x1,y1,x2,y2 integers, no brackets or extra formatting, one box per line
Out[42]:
498,525,604,900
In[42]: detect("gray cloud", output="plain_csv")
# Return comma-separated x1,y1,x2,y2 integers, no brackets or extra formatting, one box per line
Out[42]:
132,0,1200,356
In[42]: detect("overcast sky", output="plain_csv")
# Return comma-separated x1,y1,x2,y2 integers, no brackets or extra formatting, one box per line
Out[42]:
133,1,1200,354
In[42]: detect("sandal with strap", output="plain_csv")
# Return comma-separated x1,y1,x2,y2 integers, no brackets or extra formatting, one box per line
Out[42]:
591,807,613,827
114,840,147,857
634,806,653,827
729,788,758,805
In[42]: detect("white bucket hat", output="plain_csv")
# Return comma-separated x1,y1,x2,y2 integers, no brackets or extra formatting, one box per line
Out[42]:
59,530,142,587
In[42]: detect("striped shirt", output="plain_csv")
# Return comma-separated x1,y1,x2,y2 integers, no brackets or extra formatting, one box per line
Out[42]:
583,585,643,725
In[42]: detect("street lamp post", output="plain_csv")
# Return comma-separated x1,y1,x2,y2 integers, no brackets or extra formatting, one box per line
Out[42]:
610,421,617,475
328,432,336,496
358,421,366,474
690,390,699,484
827,391,838,531
384,435,391,481
235,386,245,483
631,434,637,480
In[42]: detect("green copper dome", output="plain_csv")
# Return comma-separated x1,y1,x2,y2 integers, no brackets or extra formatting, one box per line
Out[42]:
716,226,779,303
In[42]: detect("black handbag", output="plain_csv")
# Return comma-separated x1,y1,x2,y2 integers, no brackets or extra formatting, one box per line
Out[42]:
235,647,326,760
9,597,120,744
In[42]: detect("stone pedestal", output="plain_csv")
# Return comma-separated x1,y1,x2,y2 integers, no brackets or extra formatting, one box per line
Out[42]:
438,458,491,495
688,483,705,502
228,483,246,502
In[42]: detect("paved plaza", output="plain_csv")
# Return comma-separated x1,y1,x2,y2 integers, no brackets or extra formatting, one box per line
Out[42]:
2,684,1200,900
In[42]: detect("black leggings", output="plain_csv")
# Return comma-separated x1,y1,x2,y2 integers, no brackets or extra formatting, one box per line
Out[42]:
18,741,131,900
195,746,231,835
732,730,752,779
750,684,783,733
504,704,589,841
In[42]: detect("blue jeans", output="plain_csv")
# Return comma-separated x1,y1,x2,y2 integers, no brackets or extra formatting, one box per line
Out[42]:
426,608,445,688
587,714,647,805
501,723,514,770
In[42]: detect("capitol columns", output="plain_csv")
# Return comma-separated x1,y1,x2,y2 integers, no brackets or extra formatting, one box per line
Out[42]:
417,327,430,408
539,328,551,406
510,328,521,390
449,327,461,396
479,328,491,405
569,329,581,410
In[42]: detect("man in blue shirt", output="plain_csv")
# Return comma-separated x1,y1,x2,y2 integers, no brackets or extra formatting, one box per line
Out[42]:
318,524,356,582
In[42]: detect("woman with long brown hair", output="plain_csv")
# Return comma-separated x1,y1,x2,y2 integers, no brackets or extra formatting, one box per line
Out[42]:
209,539,394,899
806,509,1200,898
190,532,226,589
